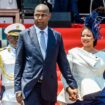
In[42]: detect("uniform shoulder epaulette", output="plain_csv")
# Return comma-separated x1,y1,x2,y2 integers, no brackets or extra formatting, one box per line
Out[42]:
0,47,7,52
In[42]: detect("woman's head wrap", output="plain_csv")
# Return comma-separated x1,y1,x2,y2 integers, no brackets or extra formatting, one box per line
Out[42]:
84,10,103,40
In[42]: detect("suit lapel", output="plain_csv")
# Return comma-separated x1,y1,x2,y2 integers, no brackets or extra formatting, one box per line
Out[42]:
29,26,43,61
45,28,56,60
29,26,56,61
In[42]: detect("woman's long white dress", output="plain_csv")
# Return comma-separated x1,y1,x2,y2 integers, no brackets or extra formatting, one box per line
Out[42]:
57,48,105,104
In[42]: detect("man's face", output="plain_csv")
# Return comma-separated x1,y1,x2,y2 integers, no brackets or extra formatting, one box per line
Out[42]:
7,35,18,48
34,10,51,30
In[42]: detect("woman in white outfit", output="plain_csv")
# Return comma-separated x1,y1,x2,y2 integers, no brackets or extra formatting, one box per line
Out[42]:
57,11,105,105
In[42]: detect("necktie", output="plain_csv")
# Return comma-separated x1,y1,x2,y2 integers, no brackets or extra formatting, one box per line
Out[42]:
40,31,46,59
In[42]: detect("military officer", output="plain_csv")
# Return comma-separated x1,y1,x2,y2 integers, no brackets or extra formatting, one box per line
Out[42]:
0,23,25,105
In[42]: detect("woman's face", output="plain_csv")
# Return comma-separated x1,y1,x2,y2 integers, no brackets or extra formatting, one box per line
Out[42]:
81,28,94,47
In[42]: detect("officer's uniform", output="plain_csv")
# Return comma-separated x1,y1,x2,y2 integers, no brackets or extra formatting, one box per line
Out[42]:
0,23,25,105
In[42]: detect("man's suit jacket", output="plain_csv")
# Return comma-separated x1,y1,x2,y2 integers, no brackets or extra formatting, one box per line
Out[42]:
14,25,77,102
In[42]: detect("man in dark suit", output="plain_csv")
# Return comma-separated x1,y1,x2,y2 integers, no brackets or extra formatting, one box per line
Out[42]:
14,4,78,105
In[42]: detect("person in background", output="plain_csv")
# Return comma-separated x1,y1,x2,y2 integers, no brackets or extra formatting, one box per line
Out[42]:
90,0,105,13
52,0,83,23
14,4,78,105
90,0,105,23
57,11,105,105
70,0,83,23
0,23,25,105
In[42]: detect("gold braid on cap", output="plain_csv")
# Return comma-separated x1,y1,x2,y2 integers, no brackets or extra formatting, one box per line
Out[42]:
8,32,19,36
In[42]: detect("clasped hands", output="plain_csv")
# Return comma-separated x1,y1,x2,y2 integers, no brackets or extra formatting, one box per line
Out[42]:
66,87,78,101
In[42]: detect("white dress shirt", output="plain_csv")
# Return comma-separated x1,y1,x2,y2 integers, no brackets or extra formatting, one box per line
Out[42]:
34,25,48,59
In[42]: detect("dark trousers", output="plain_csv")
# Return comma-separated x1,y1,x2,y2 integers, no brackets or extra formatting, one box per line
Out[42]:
24,83,55,105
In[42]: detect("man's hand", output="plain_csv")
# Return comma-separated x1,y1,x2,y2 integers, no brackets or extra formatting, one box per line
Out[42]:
16,91,23,104
66,87,78,101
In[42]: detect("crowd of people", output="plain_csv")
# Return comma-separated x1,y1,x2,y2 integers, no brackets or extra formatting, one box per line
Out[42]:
0,1,105,105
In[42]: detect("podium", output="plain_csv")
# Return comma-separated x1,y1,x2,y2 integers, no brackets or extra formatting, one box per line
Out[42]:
0,9,20,23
